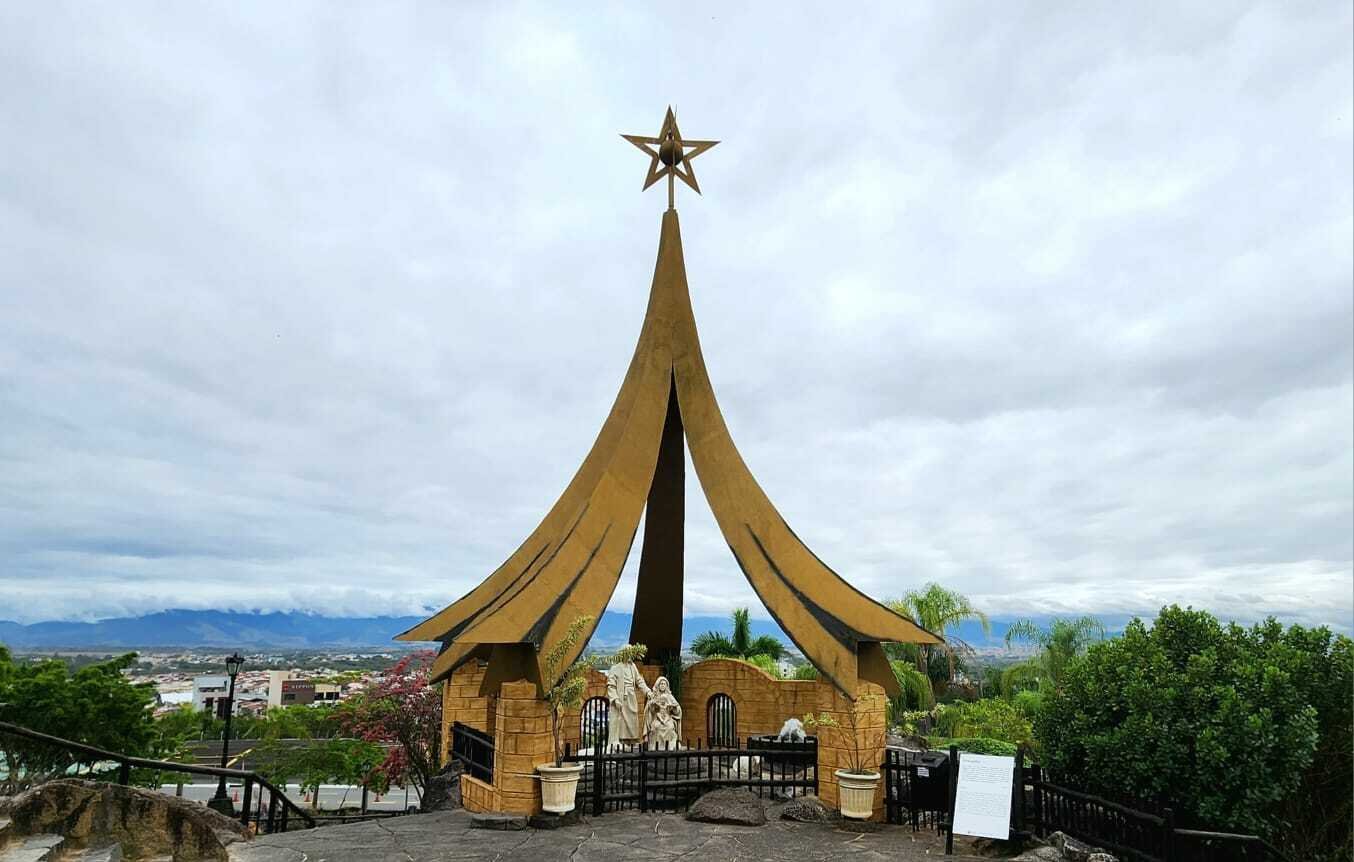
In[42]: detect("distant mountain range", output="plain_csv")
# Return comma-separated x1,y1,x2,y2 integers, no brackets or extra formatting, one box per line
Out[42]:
0,609,789,651
0,608,1129,652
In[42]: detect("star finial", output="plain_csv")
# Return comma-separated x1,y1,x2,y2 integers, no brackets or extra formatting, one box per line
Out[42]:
621,107,718,209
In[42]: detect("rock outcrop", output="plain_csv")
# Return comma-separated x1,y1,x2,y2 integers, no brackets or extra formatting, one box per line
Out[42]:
778,795,838,824
684,788,767,826
1013,832,1118,862
420,761,464,812
3,779,249,860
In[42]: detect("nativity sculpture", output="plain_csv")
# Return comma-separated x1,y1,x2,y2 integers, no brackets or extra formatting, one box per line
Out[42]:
605,645,684,749
643,676,682,748
604,646,652,747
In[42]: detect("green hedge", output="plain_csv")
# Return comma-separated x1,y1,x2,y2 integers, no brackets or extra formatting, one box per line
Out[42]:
927,736,1019,757
1037,606,1351,861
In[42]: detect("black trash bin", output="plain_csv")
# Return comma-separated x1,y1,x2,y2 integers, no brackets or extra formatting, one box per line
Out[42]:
909,750,951,814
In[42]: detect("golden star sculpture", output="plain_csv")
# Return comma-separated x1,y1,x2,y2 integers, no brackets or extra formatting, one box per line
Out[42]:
622,107,718,209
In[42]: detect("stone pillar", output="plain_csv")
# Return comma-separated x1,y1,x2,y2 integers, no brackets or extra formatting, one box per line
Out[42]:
491,680,554,815
814,679,887,821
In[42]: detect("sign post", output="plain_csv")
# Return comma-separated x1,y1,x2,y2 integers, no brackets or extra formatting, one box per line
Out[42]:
950,752,1016,843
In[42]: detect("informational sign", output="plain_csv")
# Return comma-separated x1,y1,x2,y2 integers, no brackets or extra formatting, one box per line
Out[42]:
951,753,1015,840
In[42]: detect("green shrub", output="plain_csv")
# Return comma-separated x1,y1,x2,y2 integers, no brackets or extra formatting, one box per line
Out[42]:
1037,606,1351,860
933,697,1033,746
1011,689,1043,721
741,653,782,679
790,663,819,680
931,737,1018,757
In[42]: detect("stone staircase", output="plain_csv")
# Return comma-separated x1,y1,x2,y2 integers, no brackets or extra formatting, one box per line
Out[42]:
0,817,179,861
0,816,135,861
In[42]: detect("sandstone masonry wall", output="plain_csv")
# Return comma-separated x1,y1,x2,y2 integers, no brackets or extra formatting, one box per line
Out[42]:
450,659,885,819
679,659,816,743
440,661,495,765
813,679,888,820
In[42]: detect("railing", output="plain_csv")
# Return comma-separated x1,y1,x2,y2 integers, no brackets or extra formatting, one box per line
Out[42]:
449,722,494,783
1171,829,1290,862
0,720,316,834
879,745,1289,862
1025,770,1168,862
1019,753,1290,862
563,736,817,815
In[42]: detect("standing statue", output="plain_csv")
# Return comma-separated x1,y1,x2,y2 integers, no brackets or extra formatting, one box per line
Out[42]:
643,676,682,749
605,645,651,747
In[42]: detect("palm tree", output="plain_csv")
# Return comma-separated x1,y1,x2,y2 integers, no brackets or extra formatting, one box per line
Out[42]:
690,608,786,660
890,661,933,710
888,583,990,687
1002,615,1105,693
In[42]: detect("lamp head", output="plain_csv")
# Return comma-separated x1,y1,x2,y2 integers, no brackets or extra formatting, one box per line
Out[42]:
225,652,244,678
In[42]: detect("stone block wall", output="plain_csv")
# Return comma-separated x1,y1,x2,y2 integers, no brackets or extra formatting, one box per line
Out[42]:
679,659,816,743
440,661,496,764
452,659,886,819
492,680,555,815
813,679,888,820
460,774,500,813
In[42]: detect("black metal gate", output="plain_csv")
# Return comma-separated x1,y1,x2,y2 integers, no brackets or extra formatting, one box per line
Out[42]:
580,696,609,748
705,693,736,748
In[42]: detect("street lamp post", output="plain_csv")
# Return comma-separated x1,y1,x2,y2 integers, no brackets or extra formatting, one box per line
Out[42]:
207,651,244,816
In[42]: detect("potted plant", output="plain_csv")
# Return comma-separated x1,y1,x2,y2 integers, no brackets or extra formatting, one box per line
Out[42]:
805,706,883,820
536,615,593,814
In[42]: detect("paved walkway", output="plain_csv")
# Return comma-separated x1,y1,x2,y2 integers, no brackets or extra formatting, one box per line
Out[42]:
229,808,988,862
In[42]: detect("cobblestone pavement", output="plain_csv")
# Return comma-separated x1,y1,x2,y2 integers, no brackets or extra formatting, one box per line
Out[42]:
229,808,989,862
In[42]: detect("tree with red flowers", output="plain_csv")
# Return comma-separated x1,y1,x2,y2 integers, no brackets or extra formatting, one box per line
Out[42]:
339,650,442,797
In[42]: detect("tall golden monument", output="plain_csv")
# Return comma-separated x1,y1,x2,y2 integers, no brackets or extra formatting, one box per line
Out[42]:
399,109,939,699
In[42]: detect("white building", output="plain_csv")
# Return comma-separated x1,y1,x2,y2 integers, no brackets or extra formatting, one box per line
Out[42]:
191,675,229,716
267,670,297,708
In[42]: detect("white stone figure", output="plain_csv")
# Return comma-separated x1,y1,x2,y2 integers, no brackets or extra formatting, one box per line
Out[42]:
643,676,682,749
605,653,652,746
721,755,761,779
776,717,806,742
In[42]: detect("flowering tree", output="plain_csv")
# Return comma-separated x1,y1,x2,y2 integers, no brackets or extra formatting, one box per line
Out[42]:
339,650,442,797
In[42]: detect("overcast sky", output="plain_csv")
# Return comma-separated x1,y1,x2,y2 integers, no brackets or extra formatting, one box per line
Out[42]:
1,2,1350,633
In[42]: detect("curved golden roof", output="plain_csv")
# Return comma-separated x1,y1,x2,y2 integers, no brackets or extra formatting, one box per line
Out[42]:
399,209,941,698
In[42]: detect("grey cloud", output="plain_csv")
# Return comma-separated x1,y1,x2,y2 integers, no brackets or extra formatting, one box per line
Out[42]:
0,1,1349,633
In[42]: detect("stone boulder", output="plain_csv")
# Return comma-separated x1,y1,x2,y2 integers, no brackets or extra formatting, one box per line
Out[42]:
420,760,464,812
778,795,838,824
4,779,249,860
685,788,767,826
1051,831,1117,862
1014,833,1118,862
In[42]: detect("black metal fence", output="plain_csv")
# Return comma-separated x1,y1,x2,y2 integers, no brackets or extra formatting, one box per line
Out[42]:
881,745,1288,862
563,736,816,815
449,722,494,784
1021,759,1288,862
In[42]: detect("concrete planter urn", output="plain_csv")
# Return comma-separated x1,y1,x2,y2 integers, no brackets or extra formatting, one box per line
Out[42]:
537,763,585,814
833,769,880,820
